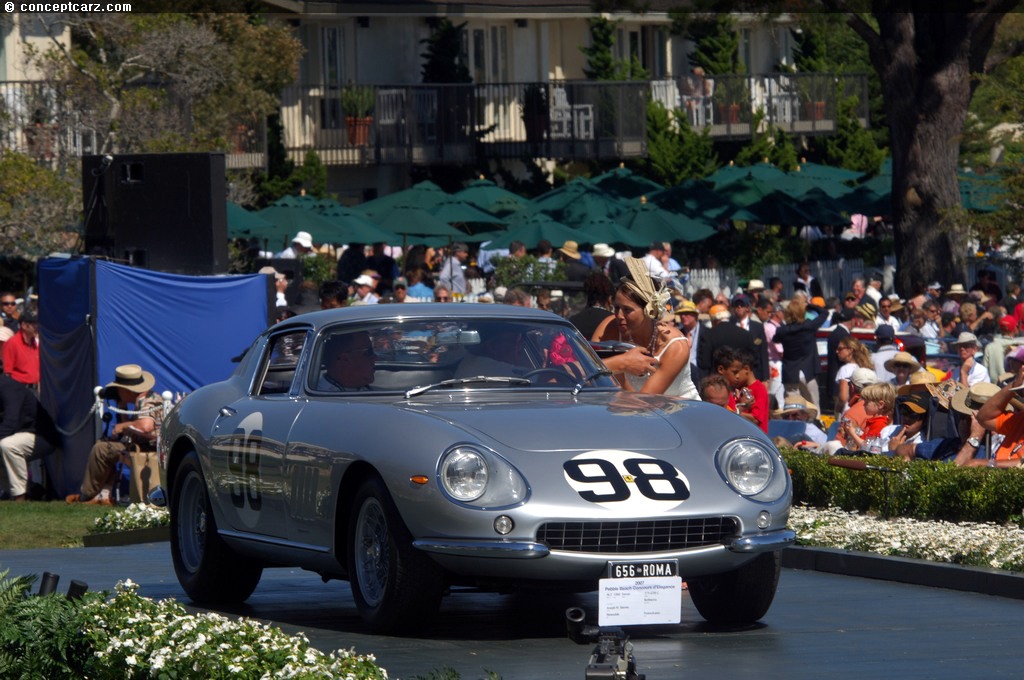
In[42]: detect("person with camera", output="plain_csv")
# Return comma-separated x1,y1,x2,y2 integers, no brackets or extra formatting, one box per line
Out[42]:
65,364,165,505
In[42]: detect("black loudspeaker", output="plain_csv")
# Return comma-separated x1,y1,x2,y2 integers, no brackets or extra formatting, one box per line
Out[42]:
83,153,228,275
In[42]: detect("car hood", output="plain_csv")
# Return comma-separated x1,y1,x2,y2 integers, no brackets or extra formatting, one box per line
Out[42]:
395,392,693,452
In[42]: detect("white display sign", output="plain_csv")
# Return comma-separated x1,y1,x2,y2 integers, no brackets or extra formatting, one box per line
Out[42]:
598,576,683,626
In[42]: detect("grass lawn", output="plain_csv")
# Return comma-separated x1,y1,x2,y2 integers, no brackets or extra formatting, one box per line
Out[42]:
0,501,113,549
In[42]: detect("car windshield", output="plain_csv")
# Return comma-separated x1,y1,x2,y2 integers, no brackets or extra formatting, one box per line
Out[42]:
307,317,619,394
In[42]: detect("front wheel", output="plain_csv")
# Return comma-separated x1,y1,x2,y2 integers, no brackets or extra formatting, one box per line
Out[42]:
688,551,781,625
170,451,262,603
347,475,444,634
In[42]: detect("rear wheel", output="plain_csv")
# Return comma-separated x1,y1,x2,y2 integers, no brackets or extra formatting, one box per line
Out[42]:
688,551,781,625
347,475,444,634
170,451,262,603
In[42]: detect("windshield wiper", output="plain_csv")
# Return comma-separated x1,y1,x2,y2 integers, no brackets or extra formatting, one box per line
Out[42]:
571,369,614,396
405,376,532,399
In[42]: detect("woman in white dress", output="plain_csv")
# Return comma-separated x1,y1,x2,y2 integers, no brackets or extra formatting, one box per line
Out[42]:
592,257,700,399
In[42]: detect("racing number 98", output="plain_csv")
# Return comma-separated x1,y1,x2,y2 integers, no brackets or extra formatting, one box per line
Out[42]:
228,428,263,510
563,458,689,502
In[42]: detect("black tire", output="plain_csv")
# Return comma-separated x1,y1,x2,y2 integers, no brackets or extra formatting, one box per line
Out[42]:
170,451,263,603
688,551,782,625
347,474,444,634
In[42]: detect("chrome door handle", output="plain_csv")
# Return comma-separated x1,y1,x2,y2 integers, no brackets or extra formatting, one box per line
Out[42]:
219,407,236,418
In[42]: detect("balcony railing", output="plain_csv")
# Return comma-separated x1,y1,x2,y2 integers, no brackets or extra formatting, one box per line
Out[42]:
1,73,866,170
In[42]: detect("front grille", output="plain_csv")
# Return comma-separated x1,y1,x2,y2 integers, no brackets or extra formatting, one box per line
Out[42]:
537,517,738,553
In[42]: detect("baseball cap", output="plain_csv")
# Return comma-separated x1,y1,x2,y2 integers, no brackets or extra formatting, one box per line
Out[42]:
999,315,1017,333
850,367,879,389
676,299,698,315
393,277,408,289
353,274,375,286
875,324,895,341
899,392,930,415
731,293,750,307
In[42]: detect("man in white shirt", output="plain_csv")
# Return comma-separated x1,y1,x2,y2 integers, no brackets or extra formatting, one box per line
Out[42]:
951,332,991,387
275,231,314,259
352,275,380,304
875,296,901,331
640,241,668,280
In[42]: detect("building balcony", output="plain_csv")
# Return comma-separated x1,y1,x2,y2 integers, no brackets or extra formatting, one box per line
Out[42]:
0,73,867,170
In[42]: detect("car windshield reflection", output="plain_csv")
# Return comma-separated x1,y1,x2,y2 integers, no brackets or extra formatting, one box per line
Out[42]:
308,318,618,394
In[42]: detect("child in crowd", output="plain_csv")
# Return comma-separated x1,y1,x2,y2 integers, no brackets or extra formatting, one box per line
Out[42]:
714,346,769,433
838,382,896,453
699,374,734,410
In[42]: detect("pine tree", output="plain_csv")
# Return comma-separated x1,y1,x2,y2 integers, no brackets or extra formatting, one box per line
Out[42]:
420,19,471,84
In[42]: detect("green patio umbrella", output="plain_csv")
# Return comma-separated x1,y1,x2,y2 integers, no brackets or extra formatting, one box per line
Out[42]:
837,184,891,217
315,206,402,244
226,202,276,240
453,178,531,216
254,205,341,248
484,213,588,250
616,200,717,243
357,180,450,217
271,194,323,210
706,161,788,186
711,175,845,225
647,178,727,219
428,197,508,234
791,161,863,184
958,171,1004,213
366,203,466,240
572,217,650,247
532,178,629,225
590,166,663,199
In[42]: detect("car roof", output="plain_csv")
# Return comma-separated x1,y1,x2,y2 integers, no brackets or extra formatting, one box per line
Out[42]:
270,303,570,333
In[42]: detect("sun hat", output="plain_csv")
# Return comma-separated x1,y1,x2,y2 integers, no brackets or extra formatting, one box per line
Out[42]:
772,394,818,419
947,283,967,297
258,265,285,281
884,351,922,374
710,304,731,321
353,274,375,287
106,364,155,394
746,279,765,292
592,243,616,258
291,231,314,248
850,367,879,389
951,382,1002,416
558,240,582,260
889,299,905,313
896,370,938,396
676,299,698,315
951,332,980,348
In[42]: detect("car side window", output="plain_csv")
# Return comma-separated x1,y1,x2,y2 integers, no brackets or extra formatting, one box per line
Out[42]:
255,331,307,396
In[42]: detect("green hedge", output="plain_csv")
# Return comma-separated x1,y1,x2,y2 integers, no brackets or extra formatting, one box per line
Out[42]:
782,448,1024,525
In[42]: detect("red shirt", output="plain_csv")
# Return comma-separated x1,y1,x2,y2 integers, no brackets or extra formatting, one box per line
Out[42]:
862,415,890,439
747,380,770,433
2,330,39,386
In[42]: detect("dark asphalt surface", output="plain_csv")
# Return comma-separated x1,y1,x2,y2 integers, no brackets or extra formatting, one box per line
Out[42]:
3,542,1024,679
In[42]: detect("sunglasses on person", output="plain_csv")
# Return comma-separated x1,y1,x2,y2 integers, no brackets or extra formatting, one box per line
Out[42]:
435,295,450,302
1,302,15,306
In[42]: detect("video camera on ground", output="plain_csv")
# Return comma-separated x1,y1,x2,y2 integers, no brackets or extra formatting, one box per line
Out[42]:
566,607,645,680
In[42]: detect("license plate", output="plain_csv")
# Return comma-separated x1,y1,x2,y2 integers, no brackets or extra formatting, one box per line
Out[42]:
606,560,677,579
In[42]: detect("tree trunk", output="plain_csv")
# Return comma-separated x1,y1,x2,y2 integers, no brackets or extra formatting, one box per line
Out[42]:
850,8,1015,297
874,13,972,298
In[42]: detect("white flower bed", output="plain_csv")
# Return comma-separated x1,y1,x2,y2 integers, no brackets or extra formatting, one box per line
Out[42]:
789,504,1024,571
85,580,388,679
90,503,170,534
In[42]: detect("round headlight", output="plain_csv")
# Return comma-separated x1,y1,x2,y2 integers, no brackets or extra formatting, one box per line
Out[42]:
441,447,488,501
718,439,773,495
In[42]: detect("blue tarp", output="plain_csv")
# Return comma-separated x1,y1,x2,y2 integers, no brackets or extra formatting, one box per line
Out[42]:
38,257,271,495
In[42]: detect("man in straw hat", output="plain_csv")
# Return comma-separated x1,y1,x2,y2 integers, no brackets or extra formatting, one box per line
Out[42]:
884,350,923,388
771,393,827,448
557,241,592,282
66,364,165,505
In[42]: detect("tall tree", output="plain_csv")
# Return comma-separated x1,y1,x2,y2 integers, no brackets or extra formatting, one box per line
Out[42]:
835,7,1022,294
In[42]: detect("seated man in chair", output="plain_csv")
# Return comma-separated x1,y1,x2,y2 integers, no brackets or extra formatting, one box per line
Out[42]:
66,364,164,505
0,373,59,501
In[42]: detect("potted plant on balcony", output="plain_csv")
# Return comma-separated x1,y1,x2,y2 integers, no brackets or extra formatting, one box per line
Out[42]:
341,84,375,146
521,83,549,145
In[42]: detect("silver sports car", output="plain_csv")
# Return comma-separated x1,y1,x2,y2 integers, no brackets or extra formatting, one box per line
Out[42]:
159,305,794,633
